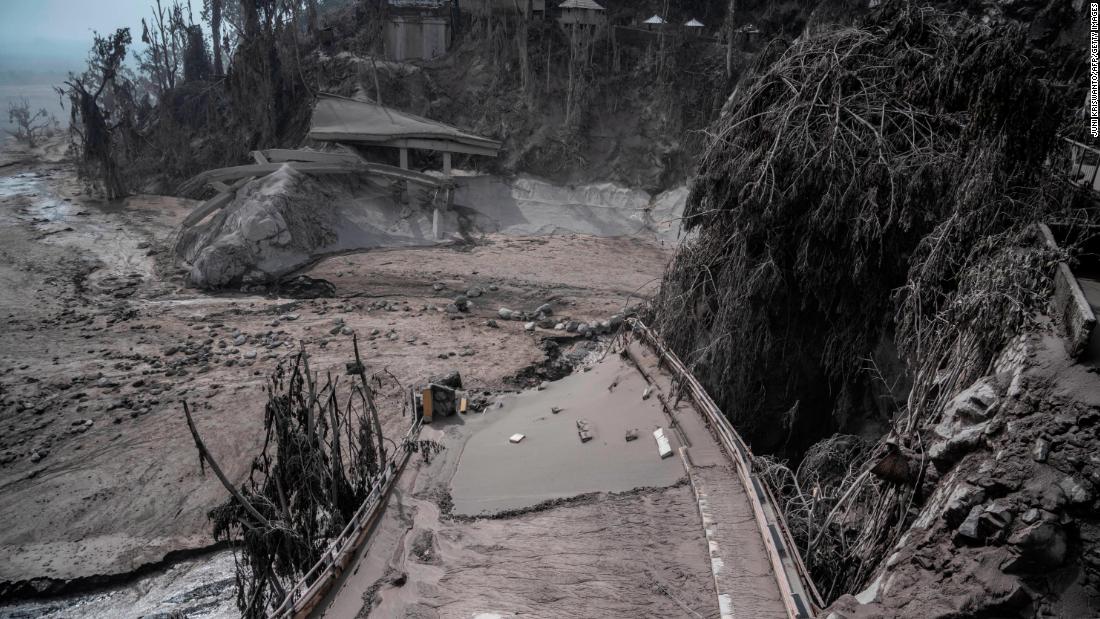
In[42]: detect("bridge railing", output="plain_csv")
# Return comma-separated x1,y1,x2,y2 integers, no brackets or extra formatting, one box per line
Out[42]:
1056,137,1100,193
628,318,824,619
267,418,423,618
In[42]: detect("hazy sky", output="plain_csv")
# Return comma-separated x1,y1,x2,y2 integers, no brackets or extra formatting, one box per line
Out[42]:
0,0,154,73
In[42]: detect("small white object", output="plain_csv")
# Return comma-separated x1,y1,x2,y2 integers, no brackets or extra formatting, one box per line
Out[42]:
653,428,673,458
642,386,653,400
509,433,526,443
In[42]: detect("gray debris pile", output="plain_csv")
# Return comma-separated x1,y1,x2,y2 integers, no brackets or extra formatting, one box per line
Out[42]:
830,335,1100,618
176,166,437,288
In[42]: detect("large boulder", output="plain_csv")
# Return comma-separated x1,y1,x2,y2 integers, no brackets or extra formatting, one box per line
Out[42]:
177,166,438,288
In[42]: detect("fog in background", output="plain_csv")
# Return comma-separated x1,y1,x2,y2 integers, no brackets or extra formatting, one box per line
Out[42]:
0,0,150,133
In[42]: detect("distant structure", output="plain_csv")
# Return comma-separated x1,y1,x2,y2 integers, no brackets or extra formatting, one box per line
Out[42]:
384,0,450,61
643,15,666,30
557,0,606,26
685,18,705,28
684,17,704,36
464,0,546,17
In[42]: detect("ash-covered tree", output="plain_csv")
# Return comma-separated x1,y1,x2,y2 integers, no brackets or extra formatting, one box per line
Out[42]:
203,0,226,76
6,98,53,147
60,28,138,199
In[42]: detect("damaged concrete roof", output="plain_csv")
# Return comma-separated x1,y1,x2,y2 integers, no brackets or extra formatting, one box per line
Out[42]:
308,93,502,156
558,0,605,10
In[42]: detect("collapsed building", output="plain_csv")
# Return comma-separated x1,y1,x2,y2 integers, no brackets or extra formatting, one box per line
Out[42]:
175,93,685,288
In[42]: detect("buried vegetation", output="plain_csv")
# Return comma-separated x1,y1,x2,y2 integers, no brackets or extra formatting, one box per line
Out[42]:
182,337,403,617
652,5,1087,602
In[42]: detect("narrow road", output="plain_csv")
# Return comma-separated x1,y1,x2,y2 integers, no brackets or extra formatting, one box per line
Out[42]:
310,328,813,618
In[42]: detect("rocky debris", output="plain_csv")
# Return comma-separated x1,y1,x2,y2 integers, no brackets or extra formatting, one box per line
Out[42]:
625,428,639,442
430,370,463,390
276,275,336,299
1003,520,1067,571
929,376,1003,465
829,335,1100,618
1058,476,1093,505
576,419,593,443
1032,437,1050,462
943,483,986,527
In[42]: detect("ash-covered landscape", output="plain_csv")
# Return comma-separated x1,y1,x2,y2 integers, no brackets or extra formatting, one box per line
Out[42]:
1,0,1099,618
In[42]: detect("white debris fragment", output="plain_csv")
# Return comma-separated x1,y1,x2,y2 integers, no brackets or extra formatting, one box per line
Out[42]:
509,433,526,443
653,428,673,458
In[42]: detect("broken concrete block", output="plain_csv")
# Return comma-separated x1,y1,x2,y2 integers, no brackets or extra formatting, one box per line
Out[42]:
577,419,593,443
509,433,525,444
653,428,672,459
625,428,639,442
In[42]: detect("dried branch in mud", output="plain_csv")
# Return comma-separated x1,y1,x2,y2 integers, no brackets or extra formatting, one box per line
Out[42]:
652,4,1090,601
182,337,401,617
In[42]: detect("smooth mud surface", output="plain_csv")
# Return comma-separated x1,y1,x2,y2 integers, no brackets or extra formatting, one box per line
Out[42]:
449,354,684,515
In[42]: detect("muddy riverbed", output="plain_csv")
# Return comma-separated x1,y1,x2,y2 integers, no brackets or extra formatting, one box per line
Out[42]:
0,139,675,612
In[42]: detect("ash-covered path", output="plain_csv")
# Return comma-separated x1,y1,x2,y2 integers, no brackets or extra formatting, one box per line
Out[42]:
315,340,793,619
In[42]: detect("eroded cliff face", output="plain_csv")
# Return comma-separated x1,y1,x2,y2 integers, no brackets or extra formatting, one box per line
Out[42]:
828,332,1100,618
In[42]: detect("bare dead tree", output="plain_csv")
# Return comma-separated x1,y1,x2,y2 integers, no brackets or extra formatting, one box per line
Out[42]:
204,0,225,76
60,28,135,199
6,98,53,147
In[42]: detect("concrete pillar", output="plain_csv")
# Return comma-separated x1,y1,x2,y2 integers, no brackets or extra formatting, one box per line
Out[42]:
399,148,410,203
443,152,452,176
432,206,441,240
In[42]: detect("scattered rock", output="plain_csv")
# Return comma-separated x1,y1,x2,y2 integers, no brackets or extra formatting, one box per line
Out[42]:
625,428,639,442
1005,521,1067,571
1058,476,1093,505
576,419,593,443
1032,438,1050,463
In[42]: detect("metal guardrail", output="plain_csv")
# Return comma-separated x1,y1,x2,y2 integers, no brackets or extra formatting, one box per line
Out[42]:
268,418,423,618
1059,137,1100,192
628,318,824,619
